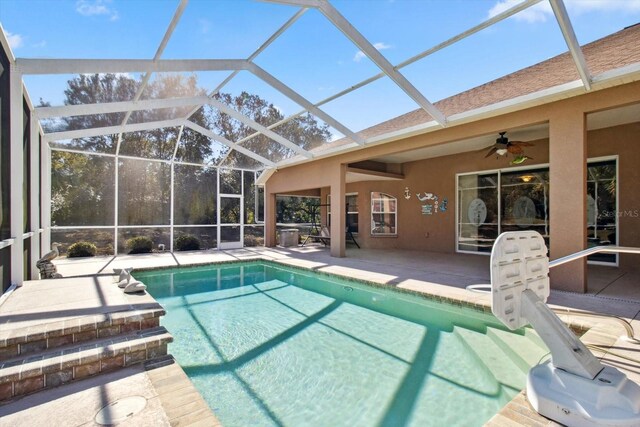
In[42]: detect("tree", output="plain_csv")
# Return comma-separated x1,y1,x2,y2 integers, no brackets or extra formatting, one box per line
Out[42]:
211,91,331,168
49,73,332,234
276,196,320,223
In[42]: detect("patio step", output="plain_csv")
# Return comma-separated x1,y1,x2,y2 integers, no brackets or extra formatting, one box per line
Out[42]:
0,326,173,401
0,304,165,362
453,326,526,393
486,326,550,372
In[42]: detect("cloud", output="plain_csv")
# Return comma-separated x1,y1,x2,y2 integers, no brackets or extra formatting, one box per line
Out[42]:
353,42,391,62
488,0,551,23
32,40,47,48
488,0,640,23
198,18,212,34
76,0,119,21
5,31,24,49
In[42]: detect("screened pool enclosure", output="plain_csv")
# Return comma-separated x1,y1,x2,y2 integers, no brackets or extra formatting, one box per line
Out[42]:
1,0,639,290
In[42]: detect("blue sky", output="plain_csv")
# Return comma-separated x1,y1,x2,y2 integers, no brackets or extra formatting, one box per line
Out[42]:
1,0,640,133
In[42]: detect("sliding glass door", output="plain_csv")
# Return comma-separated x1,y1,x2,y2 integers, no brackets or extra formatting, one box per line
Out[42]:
457,159,617,264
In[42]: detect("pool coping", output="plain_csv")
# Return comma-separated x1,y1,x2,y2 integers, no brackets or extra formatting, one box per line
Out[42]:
134,256,637,427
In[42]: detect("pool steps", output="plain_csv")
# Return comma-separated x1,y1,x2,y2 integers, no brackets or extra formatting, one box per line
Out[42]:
0,306,172,401
0,305,165,359
486,327,548,372
452,326,549,395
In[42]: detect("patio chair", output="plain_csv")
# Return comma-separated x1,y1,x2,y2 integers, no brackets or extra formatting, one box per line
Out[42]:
301,226,331,247
300,226,360,248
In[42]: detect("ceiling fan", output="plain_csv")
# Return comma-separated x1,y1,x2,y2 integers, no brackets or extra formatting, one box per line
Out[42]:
483,132,534,164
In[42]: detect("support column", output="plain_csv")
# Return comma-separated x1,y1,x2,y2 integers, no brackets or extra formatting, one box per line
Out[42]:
114,156,119,255
40,140,51,256
320,187,329,227
29,111,40,278
169,162,175,252
549,110,587,292
329,163,346,257
264,189,277,247
9,67,23,286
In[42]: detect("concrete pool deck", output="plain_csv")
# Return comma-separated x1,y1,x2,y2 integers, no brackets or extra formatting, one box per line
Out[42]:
1,245,640,426
54,245,640,320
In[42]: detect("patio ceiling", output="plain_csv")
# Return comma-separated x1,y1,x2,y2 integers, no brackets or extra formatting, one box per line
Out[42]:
3,0,640,172
369,102,640,164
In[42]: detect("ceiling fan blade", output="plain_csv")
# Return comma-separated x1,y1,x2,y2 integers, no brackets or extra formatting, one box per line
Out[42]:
484,146,499,158
510,140,534,147
507,145,524,154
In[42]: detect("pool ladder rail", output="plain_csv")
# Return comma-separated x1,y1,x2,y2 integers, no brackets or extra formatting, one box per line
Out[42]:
548,245,640,268
489,232,640,427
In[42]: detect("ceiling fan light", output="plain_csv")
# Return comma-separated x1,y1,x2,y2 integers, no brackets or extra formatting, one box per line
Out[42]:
496,148,508,156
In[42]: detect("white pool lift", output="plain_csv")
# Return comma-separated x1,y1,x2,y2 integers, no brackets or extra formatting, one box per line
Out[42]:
490,231,640,426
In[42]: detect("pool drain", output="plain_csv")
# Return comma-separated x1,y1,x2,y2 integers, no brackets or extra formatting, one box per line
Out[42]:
95,396,147,425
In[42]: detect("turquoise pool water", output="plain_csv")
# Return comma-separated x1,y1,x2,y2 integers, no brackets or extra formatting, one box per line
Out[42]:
135,262,547,427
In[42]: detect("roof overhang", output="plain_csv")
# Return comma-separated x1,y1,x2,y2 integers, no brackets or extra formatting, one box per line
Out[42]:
275,61,640,169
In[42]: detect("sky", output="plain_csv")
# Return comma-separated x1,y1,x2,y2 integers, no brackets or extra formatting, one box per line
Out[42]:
1,0,639,134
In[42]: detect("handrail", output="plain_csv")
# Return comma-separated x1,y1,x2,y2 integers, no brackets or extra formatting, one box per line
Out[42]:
466,244,640,344
549,246,640,268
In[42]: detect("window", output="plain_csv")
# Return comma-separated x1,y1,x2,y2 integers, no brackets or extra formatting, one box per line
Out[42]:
500,169,549,240
371,192,397,236
346,194,358,234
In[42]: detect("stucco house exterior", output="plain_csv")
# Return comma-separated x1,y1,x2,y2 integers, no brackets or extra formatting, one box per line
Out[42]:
263,23,640,293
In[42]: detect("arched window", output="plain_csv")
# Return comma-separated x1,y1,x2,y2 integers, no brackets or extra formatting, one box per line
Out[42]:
371,192,397,236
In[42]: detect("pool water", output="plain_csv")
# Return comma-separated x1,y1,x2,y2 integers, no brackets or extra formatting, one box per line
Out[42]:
135,262,548,427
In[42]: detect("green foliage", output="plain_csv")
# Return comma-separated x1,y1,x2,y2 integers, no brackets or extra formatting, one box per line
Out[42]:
48,74,332,230
126,236,153,254
243,233,264,247
66,241,97,258
276,196,320,223
175,234,201,251
211,92,332,168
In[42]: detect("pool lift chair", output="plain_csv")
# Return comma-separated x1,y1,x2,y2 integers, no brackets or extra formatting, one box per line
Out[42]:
490,231,640,426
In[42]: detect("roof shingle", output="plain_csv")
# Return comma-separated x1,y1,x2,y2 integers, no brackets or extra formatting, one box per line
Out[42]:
322,23,640,147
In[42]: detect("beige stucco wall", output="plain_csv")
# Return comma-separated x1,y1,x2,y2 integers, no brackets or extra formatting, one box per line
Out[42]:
337,122,638,261
343,138,551,252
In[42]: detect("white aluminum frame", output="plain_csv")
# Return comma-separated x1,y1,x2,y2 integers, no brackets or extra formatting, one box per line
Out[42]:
3,0,638,285
9,66,24,286
549,0,592,90
217,168,244,250
48,157,263,255
9,0,618,172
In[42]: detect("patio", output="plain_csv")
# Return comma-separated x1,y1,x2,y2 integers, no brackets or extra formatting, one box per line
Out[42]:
1,245,640,426
51,245,640,320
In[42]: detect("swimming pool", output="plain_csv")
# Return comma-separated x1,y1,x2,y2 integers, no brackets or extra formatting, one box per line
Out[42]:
135,262,548,427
